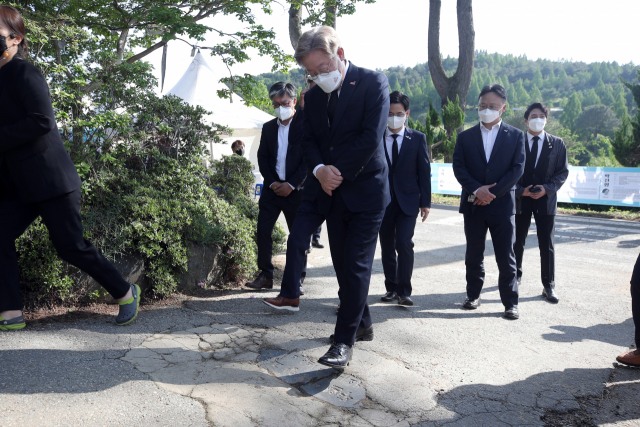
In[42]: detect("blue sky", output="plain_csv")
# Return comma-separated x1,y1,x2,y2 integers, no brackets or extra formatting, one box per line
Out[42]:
145,0,640,93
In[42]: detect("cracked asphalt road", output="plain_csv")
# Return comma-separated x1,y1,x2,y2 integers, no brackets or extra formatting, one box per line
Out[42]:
1,206,639,426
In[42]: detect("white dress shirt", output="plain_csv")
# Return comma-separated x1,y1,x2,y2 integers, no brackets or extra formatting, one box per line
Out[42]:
526,131,545,167
385,126,405,164
270,117,295,190
313,61,350,177
473,120,502,196
479,120,502,162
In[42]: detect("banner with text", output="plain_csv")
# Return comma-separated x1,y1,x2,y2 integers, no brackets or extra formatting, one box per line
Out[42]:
430,164,640,208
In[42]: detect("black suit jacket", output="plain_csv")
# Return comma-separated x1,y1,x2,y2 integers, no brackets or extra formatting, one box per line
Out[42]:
0,58,81,203
301,62,390,214
385,127,431,216
257,110,307,204
515,131,569,215
453,122,525,215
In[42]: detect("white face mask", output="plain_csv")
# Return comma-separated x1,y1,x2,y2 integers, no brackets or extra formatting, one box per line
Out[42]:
274,106,293,121
528,118,546,133
312,60,343,93
388,115,406,130
478,107,502,124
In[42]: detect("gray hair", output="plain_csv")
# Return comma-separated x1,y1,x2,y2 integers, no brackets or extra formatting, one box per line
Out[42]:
269,82,297,100
294,26,341,65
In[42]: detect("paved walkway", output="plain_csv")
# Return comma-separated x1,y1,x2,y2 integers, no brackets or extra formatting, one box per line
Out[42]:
1,206,639,426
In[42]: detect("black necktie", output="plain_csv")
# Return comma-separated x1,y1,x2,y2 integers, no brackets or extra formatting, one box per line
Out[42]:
391,134,399,166
530,136,539,166
327,89,339,124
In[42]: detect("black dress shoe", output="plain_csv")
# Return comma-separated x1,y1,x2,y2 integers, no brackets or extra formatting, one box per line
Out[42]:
397,295,414,306
381,291,398,302
504,306,519,320
318,342,353,372
245,274,273,290
542,287,559,303
330,325,374,343
463,297,481,309
311,240,325,249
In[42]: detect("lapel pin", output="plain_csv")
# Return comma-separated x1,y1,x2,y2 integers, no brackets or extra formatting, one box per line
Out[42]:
350,81,355,85
503,129,507,132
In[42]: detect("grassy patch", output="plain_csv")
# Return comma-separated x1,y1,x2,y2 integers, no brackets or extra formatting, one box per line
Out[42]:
431,194,640,221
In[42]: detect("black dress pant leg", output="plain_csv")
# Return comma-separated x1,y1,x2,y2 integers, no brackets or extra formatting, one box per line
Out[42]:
487,214,519,308
631,252,640,345
281,201,307,284
514,212,533,282
279,200,325,299
312,225,322,242
533,212,556,289
327,191,385,346
394,208,417,297
463,211,489,300
379,196,400,294
37,190,131,300
256,196,283,280
0,196,39,312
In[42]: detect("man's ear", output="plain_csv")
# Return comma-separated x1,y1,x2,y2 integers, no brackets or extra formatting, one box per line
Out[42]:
337,47,345,61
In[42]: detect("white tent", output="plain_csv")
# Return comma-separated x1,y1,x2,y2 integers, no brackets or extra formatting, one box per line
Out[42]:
165,51,273,171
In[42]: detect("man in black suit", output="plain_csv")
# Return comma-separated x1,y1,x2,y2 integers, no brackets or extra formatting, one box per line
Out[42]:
263,26,390,371
452,84,525,320
246,82,308,291
379,91,431,307
514,103,568,303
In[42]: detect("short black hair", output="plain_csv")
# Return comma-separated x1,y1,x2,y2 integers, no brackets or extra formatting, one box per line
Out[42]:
269,82,297,100
524,102,549,120
389,91,410,111
478,84,507,103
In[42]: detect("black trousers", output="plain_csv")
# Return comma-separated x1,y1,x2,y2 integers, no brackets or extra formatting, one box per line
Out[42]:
514,211,556,288
379,195,417,296
312,225,322,242
257,194,307,281
463,210,519,308
631,252,640,345
281,190,385,346
0,189,130,312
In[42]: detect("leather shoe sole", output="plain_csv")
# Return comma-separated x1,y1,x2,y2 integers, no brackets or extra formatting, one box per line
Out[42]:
262,300,299,312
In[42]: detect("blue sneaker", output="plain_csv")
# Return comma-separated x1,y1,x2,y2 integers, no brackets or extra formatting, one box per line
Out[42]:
116,284,141,326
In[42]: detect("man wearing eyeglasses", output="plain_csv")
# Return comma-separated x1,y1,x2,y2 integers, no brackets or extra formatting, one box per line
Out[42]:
247,82,308,292
452,84,525,320
378,91,431,307
262,26,390,371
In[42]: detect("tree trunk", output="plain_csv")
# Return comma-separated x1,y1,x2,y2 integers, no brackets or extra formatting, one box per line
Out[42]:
428,0,474,110
288,1,303,50
324,0,337,29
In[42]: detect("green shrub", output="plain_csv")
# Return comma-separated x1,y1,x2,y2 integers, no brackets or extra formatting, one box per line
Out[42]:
15,94,284,303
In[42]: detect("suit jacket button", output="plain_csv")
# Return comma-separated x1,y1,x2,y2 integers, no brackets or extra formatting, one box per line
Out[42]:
330,147,334,150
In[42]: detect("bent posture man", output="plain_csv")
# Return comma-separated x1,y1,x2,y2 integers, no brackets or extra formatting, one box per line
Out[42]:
514,103,568,303
263,26,390,371
452,84,525,320
247,82,307,291
379,91,431,307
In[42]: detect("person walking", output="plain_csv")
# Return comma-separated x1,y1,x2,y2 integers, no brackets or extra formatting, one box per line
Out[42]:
263,26,390,371
0,5,140,331
514,103,568,303
616,253,640,367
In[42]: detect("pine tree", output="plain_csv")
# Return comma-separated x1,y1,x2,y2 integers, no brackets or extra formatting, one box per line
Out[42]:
612,91,629,119
403,78,413,97
466,79,481,107
556,69,568,88
392,79,402,93
600,86,615,106
595,78,608,98
515,79,529,106
529,84,543,103
507,86,519,106
561,93,582,131
532,69,543,89
582,89,601,108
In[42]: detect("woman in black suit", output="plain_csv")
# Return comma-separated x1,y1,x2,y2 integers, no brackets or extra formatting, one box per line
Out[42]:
0,5,140,330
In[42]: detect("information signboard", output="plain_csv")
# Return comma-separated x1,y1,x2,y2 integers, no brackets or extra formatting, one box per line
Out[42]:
430,164,640,208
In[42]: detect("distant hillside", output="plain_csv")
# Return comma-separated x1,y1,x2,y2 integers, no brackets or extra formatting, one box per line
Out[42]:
255,51,640,124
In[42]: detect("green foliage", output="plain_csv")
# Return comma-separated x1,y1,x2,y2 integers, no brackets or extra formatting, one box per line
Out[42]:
561,93,583,131
574,105,620,139
612,114,640,167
